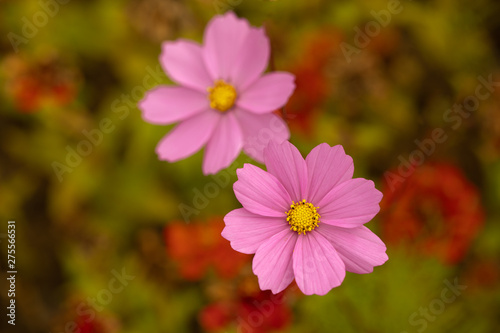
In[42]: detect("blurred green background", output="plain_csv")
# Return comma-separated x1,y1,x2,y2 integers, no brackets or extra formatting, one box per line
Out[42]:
1,0,499,332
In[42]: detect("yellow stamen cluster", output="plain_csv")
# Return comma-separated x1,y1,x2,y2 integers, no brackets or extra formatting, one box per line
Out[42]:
207,80,237,112
286,199,321,235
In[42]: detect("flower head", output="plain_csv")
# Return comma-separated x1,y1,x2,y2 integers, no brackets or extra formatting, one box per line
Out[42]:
139,12,295,175
199,283,292,333
222,141,388,295
165,218,249,280
380,163,484,264
3,54,78,113
283,29,341,136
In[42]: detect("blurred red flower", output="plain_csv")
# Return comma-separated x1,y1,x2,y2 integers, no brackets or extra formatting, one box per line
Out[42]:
236,290,292,333
2,54,78,113
380,163,484,264
76,318,106,333
462,259,500,291
199,290,292,333
199,302,233,332
73,313,120,333
165,218,249,281
283,29,342,136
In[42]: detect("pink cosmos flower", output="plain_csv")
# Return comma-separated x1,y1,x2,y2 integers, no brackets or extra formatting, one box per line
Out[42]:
222,141,388,295
138,12,295,175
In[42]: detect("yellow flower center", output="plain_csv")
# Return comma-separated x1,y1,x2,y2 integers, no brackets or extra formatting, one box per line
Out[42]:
207,80,237,112
286,200,321,235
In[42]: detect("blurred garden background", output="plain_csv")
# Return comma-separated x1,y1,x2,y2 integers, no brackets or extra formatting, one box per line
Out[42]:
1,0,500,332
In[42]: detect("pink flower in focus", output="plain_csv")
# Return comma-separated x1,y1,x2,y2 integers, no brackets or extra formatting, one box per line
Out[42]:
139,12,295,174
222,141,388,295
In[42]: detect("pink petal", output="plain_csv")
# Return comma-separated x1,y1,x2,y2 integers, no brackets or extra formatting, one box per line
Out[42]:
155,110,220,162
234,164,291,217
222,208,288,254
234,108,290,163
202,112,243,175
230,27,270,91
236,72,295,114
305,143,354,204
203,12,250,81
318,179,383,228
317,225,388,274
264,141,308,202
139,86,208,125
293,232,346,295
160,39,213,92
253,229,297,294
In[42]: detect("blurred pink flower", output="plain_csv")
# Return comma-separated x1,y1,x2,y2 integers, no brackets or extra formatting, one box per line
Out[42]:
139,12,295,174
222,141,388,295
